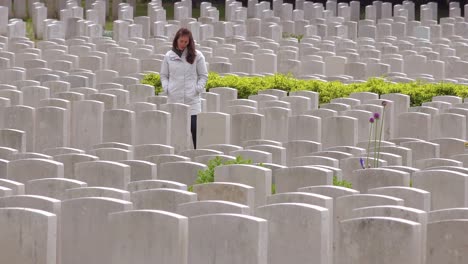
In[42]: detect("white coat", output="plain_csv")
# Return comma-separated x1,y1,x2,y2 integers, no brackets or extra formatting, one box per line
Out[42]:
160,49,208,115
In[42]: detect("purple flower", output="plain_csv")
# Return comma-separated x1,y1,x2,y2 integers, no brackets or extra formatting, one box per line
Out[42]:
381,101,388,107
369,117,375,123
360,158,365,169
373,112,380,119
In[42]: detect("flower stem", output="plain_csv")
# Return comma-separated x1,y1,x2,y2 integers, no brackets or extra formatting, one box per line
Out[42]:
376,107,386,168
373,117,379,168
366,122,373,168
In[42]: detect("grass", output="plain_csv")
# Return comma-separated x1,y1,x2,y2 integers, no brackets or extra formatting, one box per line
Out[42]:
24,2,451,37
105,1,225,31
25,18,37,42
27,1,225,35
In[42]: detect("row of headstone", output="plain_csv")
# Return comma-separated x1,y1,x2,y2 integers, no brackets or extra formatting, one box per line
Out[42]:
0,39,466,154
0,93,464,155
1,180,468,263
2,34,468,93
0,128,465,211
3,33,466,158
0,36,467,262
0,153,466,209
0,93,464,192
5,0,468,82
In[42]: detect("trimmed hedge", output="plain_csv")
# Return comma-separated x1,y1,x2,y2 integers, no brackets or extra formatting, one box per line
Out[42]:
141,72,468,106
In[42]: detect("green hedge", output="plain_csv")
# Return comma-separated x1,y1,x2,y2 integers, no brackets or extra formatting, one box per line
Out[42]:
141,72,468,106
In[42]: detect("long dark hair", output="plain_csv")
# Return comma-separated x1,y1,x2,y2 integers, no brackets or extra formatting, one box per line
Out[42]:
173,27,196,64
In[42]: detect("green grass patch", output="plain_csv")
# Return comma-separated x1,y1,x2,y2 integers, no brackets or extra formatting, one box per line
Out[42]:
187,155,255,192
25,18,36,42
333,176,353,188
104,1,225,31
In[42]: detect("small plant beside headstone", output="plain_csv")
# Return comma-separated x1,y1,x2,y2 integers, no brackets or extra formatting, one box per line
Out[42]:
188,156,254,192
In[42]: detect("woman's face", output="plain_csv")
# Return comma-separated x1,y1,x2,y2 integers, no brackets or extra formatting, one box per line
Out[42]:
177,35,189,50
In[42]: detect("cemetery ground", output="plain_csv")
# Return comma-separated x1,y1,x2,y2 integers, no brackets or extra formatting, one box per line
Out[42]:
3,0,468,263
22,0,452,40
102,1,227,30
24,1,226,37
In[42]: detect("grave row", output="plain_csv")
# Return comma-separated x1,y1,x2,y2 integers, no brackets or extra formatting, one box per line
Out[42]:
0,86,466,263
2,0,468,81
1,165,468,264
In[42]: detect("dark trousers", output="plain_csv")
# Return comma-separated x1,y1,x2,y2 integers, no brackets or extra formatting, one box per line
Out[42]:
191,115,197,149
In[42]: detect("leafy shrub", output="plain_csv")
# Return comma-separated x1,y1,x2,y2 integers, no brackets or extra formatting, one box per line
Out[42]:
333,176,353,188
188,156,352,192
142,73,163,95
334,176,353,188
282,33,304,42
142,72,468,106
195,156,254,185
188,156,272,193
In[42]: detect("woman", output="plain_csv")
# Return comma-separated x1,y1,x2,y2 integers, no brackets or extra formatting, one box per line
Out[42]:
160,28,208,149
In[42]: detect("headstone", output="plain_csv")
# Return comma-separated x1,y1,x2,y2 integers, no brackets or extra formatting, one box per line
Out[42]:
397,113,432,140
8,159,63,184
432,113,466,140
127,179,187,192
109,210,188,264
430,137,465,159
197,112,231,148
215,164,271,207
188,214,267,264
66,186,131,201
0,207,57,264
177,200,250,217
35,107,69,152
26,178,87,200
0,178,24,194
61,197,132,264
75,161,130,190
71,100,104,150
245,145,286,166
322,116,358,149
89,147,132,161
426,220,468,264
400,141,440,162
159,103,191,152
337,217,422,264
133,144,174,160
2,106,34,152
134,110,171,145
350,168,410,193
103,109,135,145
283,140,322,166
256,203,330,264
275,166,333,193
131,188,197,212
368,186,431,212
230,113,264,146
192,182,255,209
0,128,25,152
158,161,207,186
261,107,290,142
413,170,468,210
53,153,98,179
